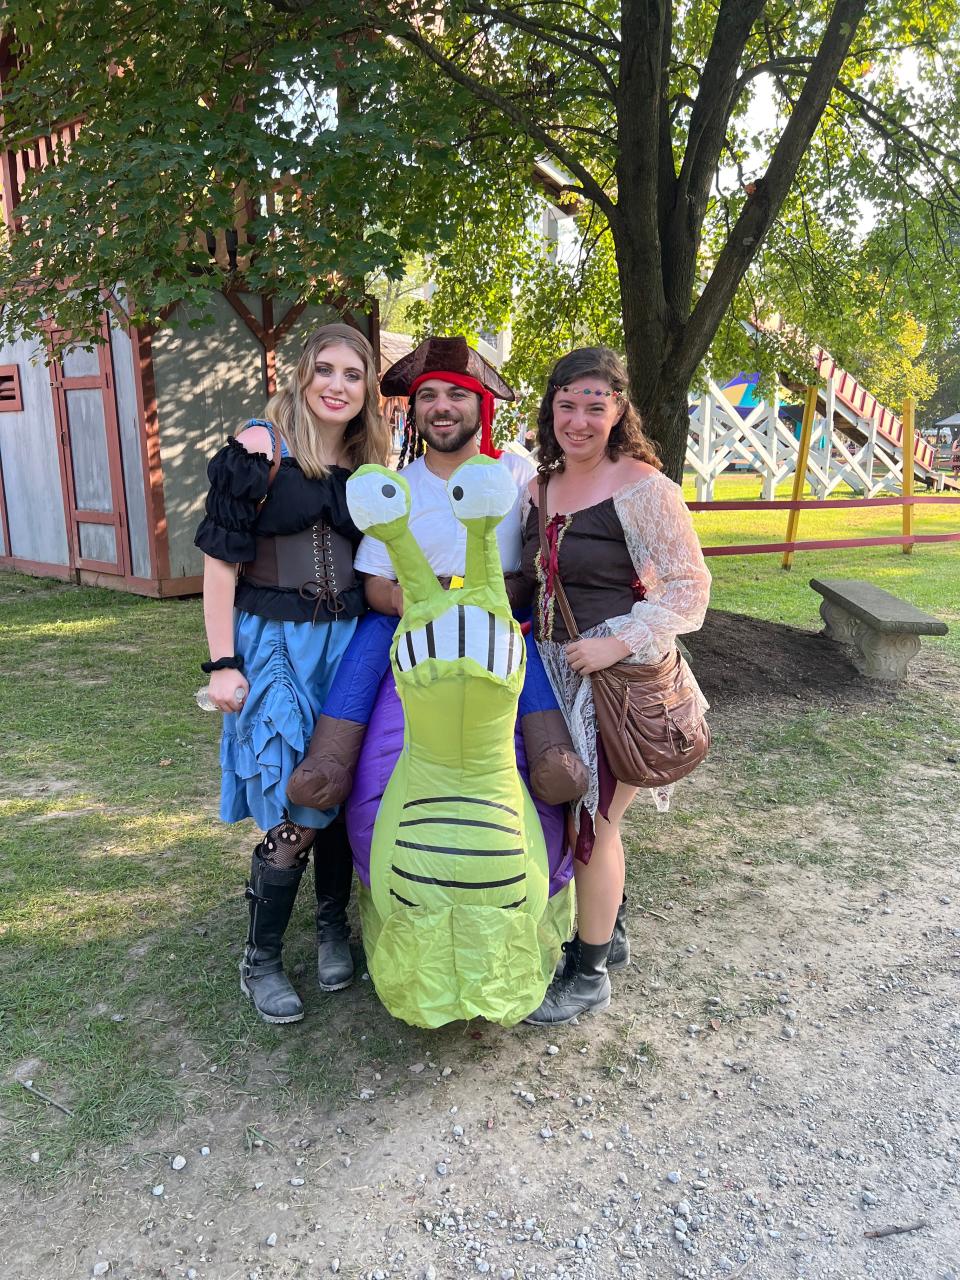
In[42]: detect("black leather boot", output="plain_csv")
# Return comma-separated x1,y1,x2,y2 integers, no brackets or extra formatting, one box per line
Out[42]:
314,817,354,992
240,846,307,1024
556,897,630,977
526,934,612,1025
607,896,631,970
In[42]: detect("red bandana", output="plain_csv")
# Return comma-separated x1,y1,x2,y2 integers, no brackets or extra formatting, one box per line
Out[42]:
408,371,502,459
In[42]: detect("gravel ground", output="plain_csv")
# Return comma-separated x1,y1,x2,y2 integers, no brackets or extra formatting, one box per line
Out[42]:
8,849,959,1280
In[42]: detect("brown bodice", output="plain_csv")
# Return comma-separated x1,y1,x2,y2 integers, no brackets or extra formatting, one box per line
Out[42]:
520,498,638,643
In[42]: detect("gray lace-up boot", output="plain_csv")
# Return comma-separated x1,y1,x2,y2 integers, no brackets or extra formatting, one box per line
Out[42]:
556,897,630,978
526,934,612,1026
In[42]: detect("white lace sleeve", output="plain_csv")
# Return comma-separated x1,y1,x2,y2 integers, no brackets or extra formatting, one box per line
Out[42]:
607,474,711,662
519,485,533,528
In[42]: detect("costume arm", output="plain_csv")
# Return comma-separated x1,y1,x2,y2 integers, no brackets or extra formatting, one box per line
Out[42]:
364,575,404,615
505,480,538,614
353,529,395,578
606,476,711,663
504,572,533,613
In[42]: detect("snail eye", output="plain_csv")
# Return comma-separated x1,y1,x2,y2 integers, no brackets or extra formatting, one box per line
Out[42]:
452,485,464,501
382,484,396,498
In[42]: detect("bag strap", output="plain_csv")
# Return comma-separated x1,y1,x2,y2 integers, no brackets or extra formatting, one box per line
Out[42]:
246,418,283,502
258,419,284,489
537,473,581,642
267,436,282,489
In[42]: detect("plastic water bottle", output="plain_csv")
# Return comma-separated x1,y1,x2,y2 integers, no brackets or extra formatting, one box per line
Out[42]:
652,784,673,813
195,685,246,712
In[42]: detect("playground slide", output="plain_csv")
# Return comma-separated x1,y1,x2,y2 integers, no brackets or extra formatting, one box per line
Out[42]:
812,349,949,488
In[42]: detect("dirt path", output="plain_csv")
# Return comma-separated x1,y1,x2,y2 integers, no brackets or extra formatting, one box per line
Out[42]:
12,847,959,1280
6,614,959,1280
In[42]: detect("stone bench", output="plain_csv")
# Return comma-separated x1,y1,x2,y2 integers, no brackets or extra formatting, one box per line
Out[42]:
810,578,948,680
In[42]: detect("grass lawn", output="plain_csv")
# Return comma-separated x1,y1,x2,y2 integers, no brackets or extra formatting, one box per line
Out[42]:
682,472,960,656
0,476,956,1184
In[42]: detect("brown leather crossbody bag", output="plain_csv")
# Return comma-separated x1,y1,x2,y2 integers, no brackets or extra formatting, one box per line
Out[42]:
537,475,709,789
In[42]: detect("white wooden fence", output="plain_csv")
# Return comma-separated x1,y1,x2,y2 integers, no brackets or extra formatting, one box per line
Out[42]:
687,380,942,501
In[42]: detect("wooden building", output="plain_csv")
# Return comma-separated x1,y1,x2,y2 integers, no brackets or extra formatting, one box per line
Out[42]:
0,50,377,596
0,294,377,596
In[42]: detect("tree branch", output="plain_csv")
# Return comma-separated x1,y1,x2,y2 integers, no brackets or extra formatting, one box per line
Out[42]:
835,80,960,167
466,1,619,59
656,0,678,258
496,0,620,43
677,0,870,386
613,0,669,255
676,0,767,244
734,56,815,97
669,91,696,122
394,21,617,220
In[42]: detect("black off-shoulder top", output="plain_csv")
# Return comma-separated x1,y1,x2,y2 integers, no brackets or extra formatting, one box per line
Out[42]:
519,498,637,643
195,437,365,624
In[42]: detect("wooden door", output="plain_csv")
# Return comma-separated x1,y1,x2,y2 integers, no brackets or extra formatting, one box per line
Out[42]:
48,317,129,575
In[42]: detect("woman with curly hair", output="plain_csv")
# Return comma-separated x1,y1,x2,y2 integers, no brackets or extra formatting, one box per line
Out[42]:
195,323,390,1024
518,347,711,1025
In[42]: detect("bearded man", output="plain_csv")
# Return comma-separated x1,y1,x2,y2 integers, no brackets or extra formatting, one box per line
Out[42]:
357,336,534,619
289,336,587,811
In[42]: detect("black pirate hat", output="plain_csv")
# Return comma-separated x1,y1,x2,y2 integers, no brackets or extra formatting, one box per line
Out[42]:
380,336,516,401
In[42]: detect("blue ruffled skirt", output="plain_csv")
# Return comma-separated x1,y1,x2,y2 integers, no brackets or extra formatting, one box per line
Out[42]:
219,611,358,830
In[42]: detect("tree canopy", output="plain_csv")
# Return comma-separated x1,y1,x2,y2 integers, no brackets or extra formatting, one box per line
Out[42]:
1,1,959,475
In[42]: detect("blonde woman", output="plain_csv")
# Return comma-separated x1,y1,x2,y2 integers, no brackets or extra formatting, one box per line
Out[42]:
196,323,389,1023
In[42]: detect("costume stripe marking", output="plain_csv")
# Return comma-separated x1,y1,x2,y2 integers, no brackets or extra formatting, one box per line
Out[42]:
425,620,436,659
395,840,523,858
501,897,527,909
392,867,525,890
403,796,519,817
487,611,496,670
458,605,465,658
398,818,520,835
405,629,415,669
390,888,419,907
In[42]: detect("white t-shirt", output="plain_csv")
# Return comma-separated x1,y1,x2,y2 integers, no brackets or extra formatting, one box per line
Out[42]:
353,450,536,580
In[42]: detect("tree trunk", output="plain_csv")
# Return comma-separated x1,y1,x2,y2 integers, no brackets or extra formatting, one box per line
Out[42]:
639,391,690,484
614,214,691,484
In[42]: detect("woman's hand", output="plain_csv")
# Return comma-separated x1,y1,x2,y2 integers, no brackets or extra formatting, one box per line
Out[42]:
207,666,250,713
564,635,631,675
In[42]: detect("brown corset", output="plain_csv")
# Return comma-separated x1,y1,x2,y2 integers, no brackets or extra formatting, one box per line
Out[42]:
242,523,357,616
519,498,638,644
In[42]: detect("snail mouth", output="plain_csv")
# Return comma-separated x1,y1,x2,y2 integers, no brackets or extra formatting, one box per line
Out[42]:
395,605,522,678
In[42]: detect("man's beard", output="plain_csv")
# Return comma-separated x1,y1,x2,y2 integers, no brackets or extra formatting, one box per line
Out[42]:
416,418,479,454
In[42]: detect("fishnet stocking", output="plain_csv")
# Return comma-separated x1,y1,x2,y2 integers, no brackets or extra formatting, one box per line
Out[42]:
260,818,316,869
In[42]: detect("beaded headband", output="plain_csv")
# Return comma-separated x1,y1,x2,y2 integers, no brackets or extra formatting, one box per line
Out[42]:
552,384,624,397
